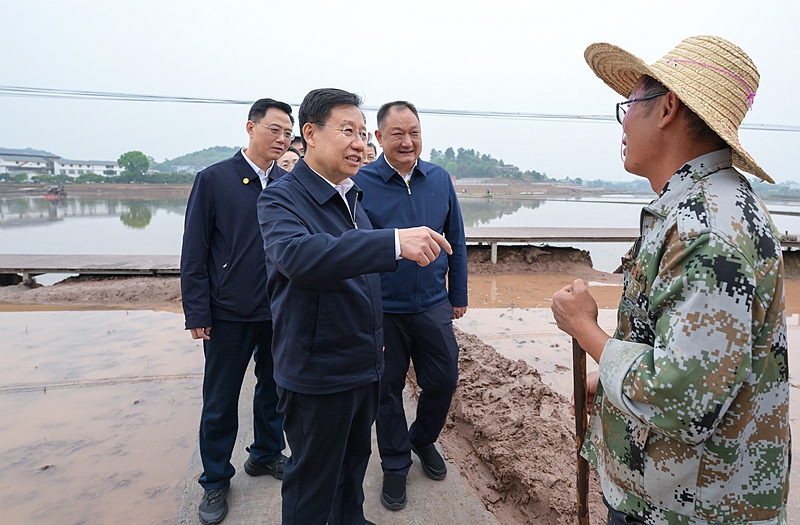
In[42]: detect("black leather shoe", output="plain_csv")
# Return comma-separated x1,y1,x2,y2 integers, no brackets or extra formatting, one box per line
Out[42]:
243,453,287,480
411,443,447,480
199,482,229,524
380,473,407,510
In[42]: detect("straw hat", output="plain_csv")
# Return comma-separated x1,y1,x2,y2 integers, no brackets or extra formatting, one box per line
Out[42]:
584,36,772,183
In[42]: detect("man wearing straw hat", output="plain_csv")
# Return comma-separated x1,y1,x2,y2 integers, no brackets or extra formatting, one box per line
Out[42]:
552,36,790,524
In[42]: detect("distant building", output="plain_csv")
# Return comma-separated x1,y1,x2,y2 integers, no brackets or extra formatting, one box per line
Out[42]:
0,147,123,178
55,159,123,177
0,148,60,175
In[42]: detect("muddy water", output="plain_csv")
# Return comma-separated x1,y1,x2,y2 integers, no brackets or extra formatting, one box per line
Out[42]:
2,275,799,523
0,310,203,525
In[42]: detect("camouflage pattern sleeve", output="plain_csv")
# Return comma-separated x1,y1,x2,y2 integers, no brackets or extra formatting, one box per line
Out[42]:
601,229,756,444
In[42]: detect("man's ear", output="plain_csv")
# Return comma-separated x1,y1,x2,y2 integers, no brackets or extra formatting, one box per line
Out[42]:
375,129,384,147
302,123,315,150
246,120,255,139
657,92,682,130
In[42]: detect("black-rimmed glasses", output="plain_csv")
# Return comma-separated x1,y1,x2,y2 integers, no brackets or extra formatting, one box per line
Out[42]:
616,92,669,124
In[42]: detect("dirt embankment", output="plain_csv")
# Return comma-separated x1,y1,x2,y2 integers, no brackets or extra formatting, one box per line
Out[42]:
468,245,621,280
2,246,797,308
0,275,184,311
0,246,615,308
438,329,605,525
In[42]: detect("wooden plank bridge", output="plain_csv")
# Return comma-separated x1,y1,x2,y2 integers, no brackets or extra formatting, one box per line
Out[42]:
0,254,180,282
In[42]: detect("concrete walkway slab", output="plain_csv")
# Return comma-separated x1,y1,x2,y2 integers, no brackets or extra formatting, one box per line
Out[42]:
177,370,499,525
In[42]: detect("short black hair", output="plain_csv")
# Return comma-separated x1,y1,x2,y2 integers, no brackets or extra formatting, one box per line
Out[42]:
291,136,303,147
248,98,294,125
286,146,301,157
299,88,362,148
367,143,377,155
639,76,725,149
377,101,419,130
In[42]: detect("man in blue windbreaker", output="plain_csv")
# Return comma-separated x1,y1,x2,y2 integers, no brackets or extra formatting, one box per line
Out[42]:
353,101,468,511
258,88,453,525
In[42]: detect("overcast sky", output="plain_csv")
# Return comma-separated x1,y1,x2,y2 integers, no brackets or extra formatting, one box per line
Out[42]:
2,0,798,183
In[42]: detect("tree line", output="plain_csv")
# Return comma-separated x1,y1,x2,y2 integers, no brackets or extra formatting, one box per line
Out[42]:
428,147,548,181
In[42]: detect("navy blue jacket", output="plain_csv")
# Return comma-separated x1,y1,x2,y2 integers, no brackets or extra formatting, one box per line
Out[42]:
258,159,397,395
352,154,468,314
180,151,287,329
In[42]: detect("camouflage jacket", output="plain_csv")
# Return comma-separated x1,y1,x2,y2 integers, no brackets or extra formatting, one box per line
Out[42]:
583,149,790,524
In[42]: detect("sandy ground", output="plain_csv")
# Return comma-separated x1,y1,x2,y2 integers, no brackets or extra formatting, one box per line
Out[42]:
2,249,800,524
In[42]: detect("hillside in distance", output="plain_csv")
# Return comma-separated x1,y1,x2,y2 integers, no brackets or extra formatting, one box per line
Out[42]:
150,146,239,173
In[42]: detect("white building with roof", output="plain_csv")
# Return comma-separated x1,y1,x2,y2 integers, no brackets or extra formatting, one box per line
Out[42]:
0,148,60,175
54,159,123,176
0,147,122,177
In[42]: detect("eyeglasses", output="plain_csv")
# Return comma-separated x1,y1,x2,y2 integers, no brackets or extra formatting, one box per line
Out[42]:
615,92,669,124
314,122,369,143
253,122,295,141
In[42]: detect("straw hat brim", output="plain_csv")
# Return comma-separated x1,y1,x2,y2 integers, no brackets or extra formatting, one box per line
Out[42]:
584,42,772,183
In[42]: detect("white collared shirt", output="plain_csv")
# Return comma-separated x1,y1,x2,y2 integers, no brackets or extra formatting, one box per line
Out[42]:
307,164,401,259
384,156,418,184
241,148,273,189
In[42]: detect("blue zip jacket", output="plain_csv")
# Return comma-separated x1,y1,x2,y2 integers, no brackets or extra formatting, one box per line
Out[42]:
257,159,397,395
180,151,286,329
352,154,468,314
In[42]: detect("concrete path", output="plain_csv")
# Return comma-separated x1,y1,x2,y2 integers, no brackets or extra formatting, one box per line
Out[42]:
177,371,500,525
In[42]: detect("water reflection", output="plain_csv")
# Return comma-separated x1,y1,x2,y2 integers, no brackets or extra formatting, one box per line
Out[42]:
2,192,799,272
0,195,188,257
458,196,544,226
0,195,186,230
120,202,154,229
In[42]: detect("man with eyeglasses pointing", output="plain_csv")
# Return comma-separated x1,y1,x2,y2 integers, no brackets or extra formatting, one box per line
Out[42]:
181,98,294,524
552,36,789,525
258,88,452,525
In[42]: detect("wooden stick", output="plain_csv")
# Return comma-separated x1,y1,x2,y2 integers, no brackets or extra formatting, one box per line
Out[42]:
573,337,590,525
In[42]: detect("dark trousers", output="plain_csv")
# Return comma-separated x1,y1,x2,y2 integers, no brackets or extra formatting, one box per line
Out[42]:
604,498,645,524
376,301,460,475
278,382,379,525
198,318,284,489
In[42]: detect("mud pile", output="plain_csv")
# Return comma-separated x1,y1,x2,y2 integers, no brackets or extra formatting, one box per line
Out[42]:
439,328,605,524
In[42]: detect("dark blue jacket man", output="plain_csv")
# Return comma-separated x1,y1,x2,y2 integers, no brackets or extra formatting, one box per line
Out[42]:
258,88,452,525
180,98,294,525
352,101,468,511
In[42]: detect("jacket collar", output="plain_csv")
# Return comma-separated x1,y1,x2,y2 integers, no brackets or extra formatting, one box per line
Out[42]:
268,163,287,184
232,149,284,189
292,158,363,206
374,153,430,182
645,148,733,219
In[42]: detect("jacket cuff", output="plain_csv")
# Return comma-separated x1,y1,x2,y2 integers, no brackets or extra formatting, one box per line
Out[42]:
598,339,648,414
185,315,212,330
448,292,468,307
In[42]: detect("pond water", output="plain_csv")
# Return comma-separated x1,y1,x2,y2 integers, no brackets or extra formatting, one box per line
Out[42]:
2,192,799,276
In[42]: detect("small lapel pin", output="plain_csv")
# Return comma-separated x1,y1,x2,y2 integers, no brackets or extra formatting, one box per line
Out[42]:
243,178,250,185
